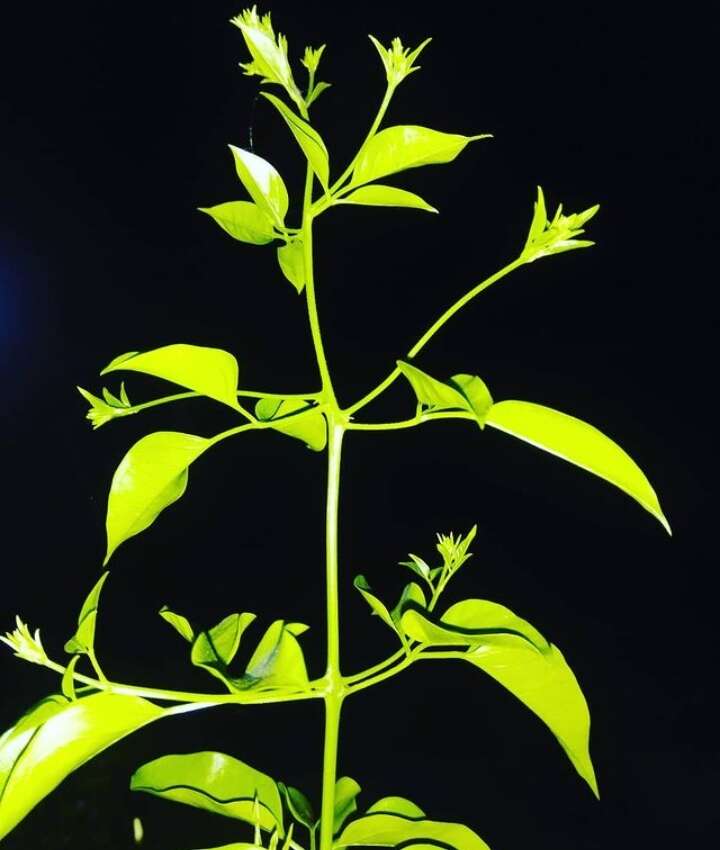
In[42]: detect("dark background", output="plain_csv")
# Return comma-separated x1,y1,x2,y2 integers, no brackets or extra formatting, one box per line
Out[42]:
1,1,716,848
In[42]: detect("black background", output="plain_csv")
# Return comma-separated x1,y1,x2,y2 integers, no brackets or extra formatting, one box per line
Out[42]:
1,1,717,848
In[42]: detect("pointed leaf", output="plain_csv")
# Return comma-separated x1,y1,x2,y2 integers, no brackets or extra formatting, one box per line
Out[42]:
61,656,80,700
464,640,598,796
261,93,330,190
64,571,110,655
192,613,257,682
255,398,326,451
340,185,437,213
0,693,165,841
335,814,490,850
397,362,468,410
245,621,309,689
102,344,241,411
400,599,549,652
198,201,276,245
333,776,361,834
229,145,289,228
486,400,670,532
105,431,210,563
352,126,490,186
306,80,332,107
366,797,425,818
131,751,283,834
353,576,396,633
391,582,426,625
277,240,306,293
449,374,494,427
279,782,315,829
159,606,195,642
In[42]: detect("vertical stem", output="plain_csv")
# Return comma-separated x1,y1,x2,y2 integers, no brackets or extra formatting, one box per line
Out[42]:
302,162,337,407
319,420,345,850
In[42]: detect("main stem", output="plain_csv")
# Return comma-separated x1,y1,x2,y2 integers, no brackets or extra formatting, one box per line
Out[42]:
319,420,345,850
300,150,345,850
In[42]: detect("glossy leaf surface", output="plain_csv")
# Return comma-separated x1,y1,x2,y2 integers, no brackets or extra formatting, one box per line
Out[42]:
335,813,490,850
64,571,109,655
277,240,306,293
353,576,396,633
279,782,315,829
192,613,256,684
230,145,289,228
0,693,164,840
465,640,597,795
105,431,210,563
401,600,596,794
401,599,549,651
333,776,361,834
198,201,276,244
262,93,330,189
397,362,468,410
102,344,241,411
255,398,327,451
486,400,670,532
340,185,437,213
366,797,425,818
244,620,309,689
352,126,490,186
131,751,284,833
159,606,195,642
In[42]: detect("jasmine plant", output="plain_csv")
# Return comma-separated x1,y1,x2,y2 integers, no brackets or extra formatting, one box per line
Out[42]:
0,7,670,849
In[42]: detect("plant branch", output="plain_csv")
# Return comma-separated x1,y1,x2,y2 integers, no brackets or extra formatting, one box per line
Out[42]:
344,647,407,684
41,657,323,706
347,411,476,431
345,257,525,415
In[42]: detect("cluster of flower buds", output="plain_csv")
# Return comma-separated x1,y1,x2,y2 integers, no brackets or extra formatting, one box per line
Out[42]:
522,186,599,262
77,383,133,429
0,617,48,666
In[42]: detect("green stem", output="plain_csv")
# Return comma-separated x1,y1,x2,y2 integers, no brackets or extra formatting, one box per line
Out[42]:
346,649,419,695
344,648,406,684
347,411,476,431
303,171,337,407
318,420,346,850
42,658,322,705
345,258,524,416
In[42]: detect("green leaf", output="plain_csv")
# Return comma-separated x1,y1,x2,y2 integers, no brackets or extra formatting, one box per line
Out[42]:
279,782,315,829
333,776,361,834
61,656,80,700
277,240,306,293
229,145,289,228
306,80,332,107
390,582,426,625
465,640,597,796
131,751,284,834
352,126,491,186
261,93,330,190
191,613,256,685
255,398,327,451
101,343,241,411
105,431,210,564
353,576,396,633
399,554,431,583
245,621,309,689
400,599,549,652
366,797,425,818
449,374,494,427
159,606,195,642
198,201,276,245
0,693,165,841
486,400,670,532
340,185,437,213
397,362,468,410
335,813,490,850
64,571,110,655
